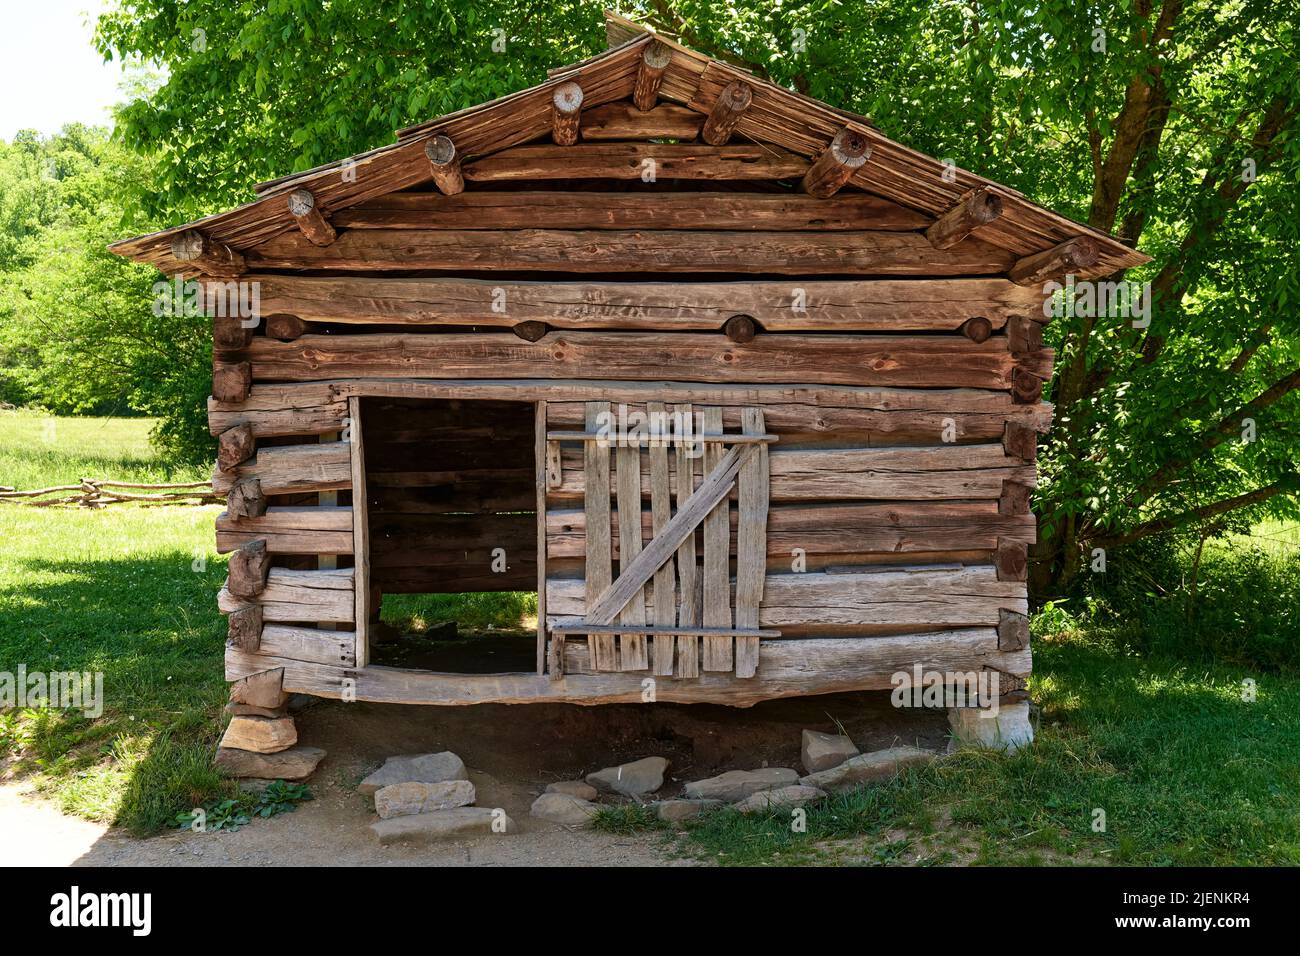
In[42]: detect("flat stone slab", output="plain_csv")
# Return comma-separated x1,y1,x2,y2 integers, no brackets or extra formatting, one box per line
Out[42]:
219,715,297,754
374,780,476,819
546,780,598,801
359,752,468,796
371,807,515,845
214,745,326,781
948,701,1034,753
800,746,934,792
801,730,860,774
734,785,826,814
654,799,723,823
530,793,599,828
683,768,799,802
585,756,669,797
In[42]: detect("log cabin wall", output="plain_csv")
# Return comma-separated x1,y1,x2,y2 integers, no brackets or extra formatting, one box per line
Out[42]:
112,20,1149,706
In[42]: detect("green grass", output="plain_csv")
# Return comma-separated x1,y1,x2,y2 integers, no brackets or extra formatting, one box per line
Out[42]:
380,591,537,632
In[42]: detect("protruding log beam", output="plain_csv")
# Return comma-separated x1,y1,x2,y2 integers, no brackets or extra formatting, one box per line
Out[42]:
512,320,550,342
1009,236,1100,286
1010,364,1045,404
959,316,993,343
217,424,256,472
227,478,267,519
999,480,1033,516
213,315,253,350
171,230,245,276
995,541,1028,583
1002,421,1039,462
997,608,1030,650
286,189,336,246
424,135,464,195
801,127,871,198
633,42,672,111
212,361,252,404
227,539,271,599
228,604,263,652
551,82,584,146
701,81,752,145
926,187,1004,250
1006,314,1044,353
723,314,758,343
265,314,307,341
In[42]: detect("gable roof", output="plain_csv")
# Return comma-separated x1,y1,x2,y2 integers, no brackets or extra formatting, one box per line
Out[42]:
109,9,1148,279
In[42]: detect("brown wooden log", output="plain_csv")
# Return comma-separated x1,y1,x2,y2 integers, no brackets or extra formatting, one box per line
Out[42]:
995,541,1028,582
551,81,584,146
701,81,752,145
286,189,336,246
463,143,808,183
1008,236,1101,286
227,539,271,599
211,442,351,496
212,361,252,404
228,604,263,652
228,666,287,709
802,127,872,198
1002,421,1039,462
265,314,307,341
217,506,354,555
1010,364,1045,404
217,423,255,472
999,480,1033,516
218,568,354,623
1006,314,1045,352
424,135,464,196
926,186,1004,249
512,320,549,342
960,316,993,343
227,478,267,518
213,315,253,350
632,41,672,111
723,314,758,343
170,230,245,276
580,101,701,140
997,608,1029,650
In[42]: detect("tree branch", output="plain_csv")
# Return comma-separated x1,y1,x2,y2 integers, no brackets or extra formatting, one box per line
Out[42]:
1088,477,1296,548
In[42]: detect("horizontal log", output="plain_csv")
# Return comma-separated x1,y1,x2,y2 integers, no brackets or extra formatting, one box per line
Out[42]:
371,564,535,594
369,512,534,569
246,229,1016,275
216,506,354,554
226,628,1030,706
258,624,356,667
553,444,1035,502
232,275,1041,332
208,384,348,437
463,143,807,181
329,191,931,232
244,333,1045,391
211,442,351,496
218,567,354,623
579,101,702,139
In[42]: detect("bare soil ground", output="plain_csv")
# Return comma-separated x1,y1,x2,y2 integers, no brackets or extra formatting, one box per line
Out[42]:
1,690,946,867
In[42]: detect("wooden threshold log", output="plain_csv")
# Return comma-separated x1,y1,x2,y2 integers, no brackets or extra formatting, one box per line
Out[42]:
802,127,872,198
212,361,252,404
216,424,255,472
286,189,336,246
701,81,752,145
551,81,584,145
227,539,271,599
927,186,1004,249
462,143,808,183
247,228,1015,275
632,41,672,111
424,135,464,196
171,229,245,276
1009,236,1100,286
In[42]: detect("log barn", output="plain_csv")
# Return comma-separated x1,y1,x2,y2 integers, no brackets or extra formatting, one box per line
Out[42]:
110,12,1147,728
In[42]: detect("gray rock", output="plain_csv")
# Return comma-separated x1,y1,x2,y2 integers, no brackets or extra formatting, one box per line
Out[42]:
546,780,598,801
683,767,799,802
214,745,326,781
358,752,468,796
948,701,1033,753
654,799,723,822
374,779,476,819
800,746,934,792
530,792,599,827
801,729,860,774
370,807,515,844
733,784,826,813
585,756,668,796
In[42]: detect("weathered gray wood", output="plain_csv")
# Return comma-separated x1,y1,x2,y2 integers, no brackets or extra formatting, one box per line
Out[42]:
615,438,648,670
216,506,354,555
348,396,371,667
227,539,271,599
218,567,355,623
734,408,768,678
701,408,732,670
673,402,700,677
647,402,677,677
259,624,357,666
536,401,550,677
583,403,615,672
227,604,263,652
216,424,256,472
226,478,267,518
211,442,352,496
998,608,1030,651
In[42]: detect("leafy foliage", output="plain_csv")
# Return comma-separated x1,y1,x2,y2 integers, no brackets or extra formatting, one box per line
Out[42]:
172,780,314,833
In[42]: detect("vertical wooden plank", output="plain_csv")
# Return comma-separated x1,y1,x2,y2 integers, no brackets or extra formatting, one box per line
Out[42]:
584,402,616,671
616,439,649,671
535,401,550,677
672,403,700,677
701,406,732,671
647,401,676,676
545,439,563,489
734,407,768,678
347,398,371,668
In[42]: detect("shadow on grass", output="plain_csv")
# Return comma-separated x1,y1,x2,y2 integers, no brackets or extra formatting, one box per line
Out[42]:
0,551,231,833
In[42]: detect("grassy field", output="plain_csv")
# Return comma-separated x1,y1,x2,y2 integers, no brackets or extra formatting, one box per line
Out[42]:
3,411,1299,861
